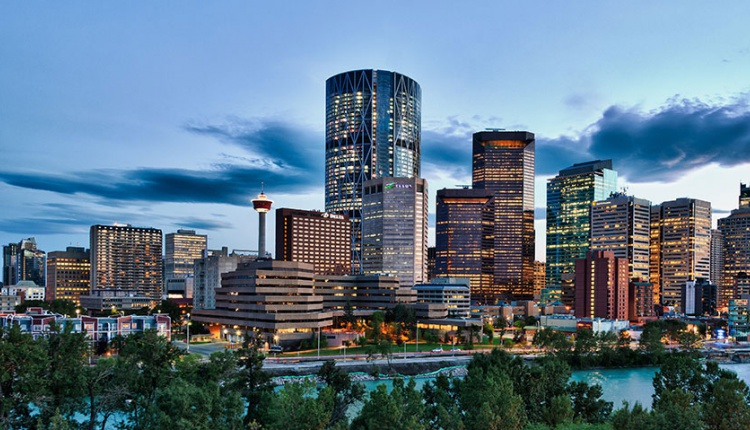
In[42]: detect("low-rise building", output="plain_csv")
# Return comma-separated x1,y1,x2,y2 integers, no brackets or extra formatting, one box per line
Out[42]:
414,278,471,318
79,289,156,312
0,308,171,341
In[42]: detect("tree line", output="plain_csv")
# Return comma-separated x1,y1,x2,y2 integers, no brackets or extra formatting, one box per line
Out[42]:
2,320,750,429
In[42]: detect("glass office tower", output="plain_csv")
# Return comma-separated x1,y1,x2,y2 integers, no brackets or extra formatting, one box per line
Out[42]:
546,160,618,290
325,70,421,273
472,130,535,300
435,188,495,301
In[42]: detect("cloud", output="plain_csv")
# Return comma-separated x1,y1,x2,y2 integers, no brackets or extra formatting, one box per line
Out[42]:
536,95,750,182
0,119,323,205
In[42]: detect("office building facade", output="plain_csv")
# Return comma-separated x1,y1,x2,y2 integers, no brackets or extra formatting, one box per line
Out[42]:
435,188,494,301
362,177,428,288
718,186,750,310
192,260,333,347
574,250,629,320
590,194,651,281
275,208,352,276
46,247,90,305
710,229,724,288
472,130,535,300
325,69,421,273
546,160,618,290
164,229,207,280
192,248,256,310
650,198,711,307
90,224,163,300
4,238,46,288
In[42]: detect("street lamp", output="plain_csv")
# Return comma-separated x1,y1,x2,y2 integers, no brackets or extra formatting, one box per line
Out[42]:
223,328,228,343
186,313,191,353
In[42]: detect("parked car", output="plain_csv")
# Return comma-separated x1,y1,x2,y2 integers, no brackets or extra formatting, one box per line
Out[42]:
432,347,443,353
269,345,283,353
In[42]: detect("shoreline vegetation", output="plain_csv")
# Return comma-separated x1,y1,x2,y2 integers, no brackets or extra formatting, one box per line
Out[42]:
4,320,750,430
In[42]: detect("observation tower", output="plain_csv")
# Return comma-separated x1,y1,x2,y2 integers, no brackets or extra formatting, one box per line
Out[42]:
251,186,273,259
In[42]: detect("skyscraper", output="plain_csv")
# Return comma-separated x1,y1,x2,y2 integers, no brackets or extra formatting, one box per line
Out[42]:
46,247,90,305
90,224,163,300
164,229,207,280
650,198,711,307
472,130,535,300
2,242,18,286
9,238,46,287
718,184,750,311
590,194,651,281
275,208,352,276
710,229,724,287
325,69,421,273
362,177,428,287
435,188,494,301
546,160,618,289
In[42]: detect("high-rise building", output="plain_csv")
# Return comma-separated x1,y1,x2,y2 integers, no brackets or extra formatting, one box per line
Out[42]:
590,194,651,281
472,130,535,300
90,224,163,300
546,160,618,289
2,242,19,286
718,186,750,310
275,208,352,275
710,229,724,288
574,250,629,320
740,182,750,209
192,248,256,310
164,229,207,280
362,177,428,288
9,238,47,287
650,198,711,307
325,69,421,273
533,261,546,298
435,188,494,301
46,247,90,305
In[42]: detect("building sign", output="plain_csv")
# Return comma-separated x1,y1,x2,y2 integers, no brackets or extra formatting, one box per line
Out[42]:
385,182,412,190
322,213,345,220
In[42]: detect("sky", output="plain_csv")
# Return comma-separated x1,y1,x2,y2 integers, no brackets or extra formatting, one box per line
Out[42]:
1,1,749,262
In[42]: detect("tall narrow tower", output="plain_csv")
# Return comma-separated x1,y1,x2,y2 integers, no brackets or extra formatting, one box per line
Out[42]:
472,130,535,300
252,189,273,259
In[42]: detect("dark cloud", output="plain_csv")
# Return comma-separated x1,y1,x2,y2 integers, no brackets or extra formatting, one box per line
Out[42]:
173,217,234,230
185,118,321,172
0,119,323,205
537,96,750,182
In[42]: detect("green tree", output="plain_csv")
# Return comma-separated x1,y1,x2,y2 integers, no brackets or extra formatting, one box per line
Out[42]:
540,394,573,428
37,321,90,426
610,402,654,430
234,332,273,427
639,323,665,358
483,323,494,343
0,325,48,429
567,381,612,424
652,353,707,407
351,378,425,430
114,330,182,429
650,388,703,430
318,360,365,428
263,380,334,430
702,377,750,430
421,374,463,430
459,366,526,430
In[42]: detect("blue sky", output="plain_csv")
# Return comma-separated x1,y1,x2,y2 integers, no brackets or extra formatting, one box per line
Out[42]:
1,1,749,261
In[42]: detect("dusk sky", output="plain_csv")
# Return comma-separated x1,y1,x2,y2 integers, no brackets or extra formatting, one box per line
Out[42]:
2,2,749,262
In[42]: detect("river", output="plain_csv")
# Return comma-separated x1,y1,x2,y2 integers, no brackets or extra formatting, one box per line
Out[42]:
354,363,750,409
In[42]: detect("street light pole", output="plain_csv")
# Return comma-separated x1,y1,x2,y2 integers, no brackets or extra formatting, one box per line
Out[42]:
317,327,321,360
416,321,419,353
186,313,190,353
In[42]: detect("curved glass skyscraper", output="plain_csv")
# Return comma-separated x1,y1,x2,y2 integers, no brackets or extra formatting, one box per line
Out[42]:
325,69,421,273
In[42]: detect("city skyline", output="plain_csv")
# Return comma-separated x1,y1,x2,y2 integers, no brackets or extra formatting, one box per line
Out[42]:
2,2,750,261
